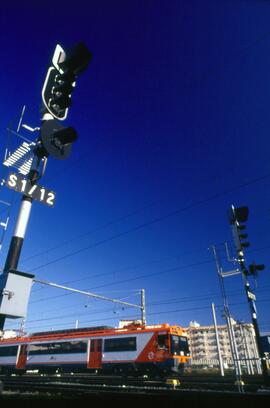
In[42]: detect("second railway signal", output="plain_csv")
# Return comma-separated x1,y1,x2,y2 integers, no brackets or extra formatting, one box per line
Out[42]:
229,205,250,253
228,205,269,384
248,262,265,278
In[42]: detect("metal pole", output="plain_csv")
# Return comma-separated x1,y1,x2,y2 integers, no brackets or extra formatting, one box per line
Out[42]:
238,255,268,382
3,198,33,273
211,245,244,392
229,206,268,384
0,157,41,331
141,289,146,325
212,302,224,376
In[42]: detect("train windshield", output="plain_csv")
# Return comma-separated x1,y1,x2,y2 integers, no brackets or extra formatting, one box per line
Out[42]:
170,335,189,355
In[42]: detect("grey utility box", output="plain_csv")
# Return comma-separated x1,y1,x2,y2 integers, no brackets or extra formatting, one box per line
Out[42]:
0,270,34,319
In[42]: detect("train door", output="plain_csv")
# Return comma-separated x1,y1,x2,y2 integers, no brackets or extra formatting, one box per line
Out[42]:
16,344,28,370
88,339,102,369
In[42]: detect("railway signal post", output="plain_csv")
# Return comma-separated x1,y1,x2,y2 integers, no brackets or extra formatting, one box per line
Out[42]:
0,42,92,332
228,205,269,384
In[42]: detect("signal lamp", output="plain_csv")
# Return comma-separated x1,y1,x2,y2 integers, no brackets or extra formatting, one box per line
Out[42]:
40,119,77,160
229,205,250,252
249,262,265,277
42,42,92,120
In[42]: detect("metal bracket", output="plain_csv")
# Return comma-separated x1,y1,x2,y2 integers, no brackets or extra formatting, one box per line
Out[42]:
220,268,241,278
2,289,14,300
21,124,40,132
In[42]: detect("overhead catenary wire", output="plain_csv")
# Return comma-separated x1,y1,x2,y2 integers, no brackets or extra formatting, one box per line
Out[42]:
1,27,270,274
0,25,269,266
28,243,270,306
21,173,270,267
2,25,270,334
14,25,270,270
30,245,209,294
28,240,270,300
21,298,270,333
25,286,270,325
29,259,216,304
24,171,270,274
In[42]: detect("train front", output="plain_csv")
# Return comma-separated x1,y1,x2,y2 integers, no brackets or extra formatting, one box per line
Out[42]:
167,326,191,374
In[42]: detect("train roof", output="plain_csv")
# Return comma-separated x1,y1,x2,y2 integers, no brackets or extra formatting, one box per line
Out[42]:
0,323,186,344
30,326,114,337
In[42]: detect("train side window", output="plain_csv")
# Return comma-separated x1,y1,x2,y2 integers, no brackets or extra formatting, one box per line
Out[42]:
29,341,87,355
157,335,168,350
0,345,18,357
104,337,136,352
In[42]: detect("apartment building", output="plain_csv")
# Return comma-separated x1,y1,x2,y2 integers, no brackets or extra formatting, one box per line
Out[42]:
185,320,262,373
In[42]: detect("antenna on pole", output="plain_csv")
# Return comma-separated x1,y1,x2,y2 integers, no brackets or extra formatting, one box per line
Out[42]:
16,105,26,133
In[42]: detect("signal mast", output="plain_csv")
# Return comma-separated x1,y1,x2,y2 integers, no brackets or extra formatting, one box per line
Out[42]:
0,43,92,331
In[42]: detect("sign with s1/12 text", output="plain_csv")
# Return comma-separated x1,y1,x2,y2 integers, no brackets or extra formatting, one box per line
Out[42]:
5,173,55,207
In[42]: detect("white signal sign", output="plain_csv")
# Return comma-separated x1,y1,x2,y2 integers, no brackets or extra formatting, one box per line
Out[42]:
52,44,66,72
5,173,55,207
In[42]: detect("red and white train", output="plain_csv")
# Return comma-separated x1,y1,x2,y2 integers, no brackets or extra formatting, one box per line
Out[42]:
0,322,190,376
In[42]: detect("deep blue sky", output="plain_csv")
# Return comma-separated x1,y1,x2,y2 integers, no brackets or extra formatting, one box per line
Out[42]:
0,0,269,334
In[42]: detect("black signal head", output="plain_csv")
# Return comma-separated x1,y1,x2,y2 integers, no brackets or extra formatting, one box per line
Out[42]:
40,119,77,160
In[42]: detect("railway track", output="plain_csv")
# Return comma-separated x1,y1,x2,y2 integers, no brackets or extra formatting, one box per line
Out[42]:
0,373,269,398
